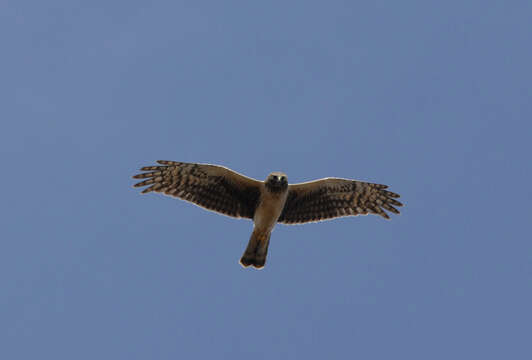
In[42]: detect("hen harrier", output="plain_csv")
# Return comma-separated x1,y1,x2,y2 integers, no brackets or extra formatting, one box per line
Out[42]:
132,161,403,269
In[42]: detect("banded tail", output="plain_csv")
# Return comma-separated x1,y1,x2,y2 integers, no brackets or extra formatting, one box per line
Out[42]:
240,228,271,269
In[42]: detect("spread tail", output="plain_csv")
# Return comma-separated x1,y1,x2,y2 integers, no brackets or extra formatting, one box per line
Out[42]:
240,229,271,269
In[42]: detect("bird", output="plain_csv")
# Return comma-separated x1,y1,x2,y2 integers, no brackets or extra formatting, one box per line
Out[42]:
132,160,403,269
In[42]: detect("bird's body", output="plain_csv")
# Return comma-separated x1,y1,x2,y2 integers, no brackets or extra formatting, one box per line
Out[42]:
241,172,288,267
133,161,403,269
253,173,288,230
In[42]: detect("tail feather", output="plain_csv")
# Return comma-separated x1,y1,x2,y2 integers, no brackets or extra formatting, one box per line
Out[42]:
240,229,271,269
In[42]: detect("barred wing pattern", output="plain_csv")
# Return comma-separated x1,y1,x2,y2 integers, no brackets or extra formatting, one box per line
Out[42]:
278,178,403,224
132,161,262,219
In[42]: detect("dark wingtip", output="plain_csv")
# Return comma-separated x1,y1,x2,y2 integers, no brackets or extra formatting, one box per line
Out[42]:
390,199,403,207
384,191,401,198
156,160,174,165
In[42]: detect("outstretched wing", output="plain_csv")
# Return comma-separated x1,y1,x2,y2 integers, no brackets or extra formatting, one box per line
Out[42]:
278,178,403,224
132,161,262,219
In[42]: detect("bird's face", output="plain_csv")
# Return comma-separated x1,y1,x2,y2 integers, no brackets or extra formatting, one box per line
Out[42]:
265,172,288,193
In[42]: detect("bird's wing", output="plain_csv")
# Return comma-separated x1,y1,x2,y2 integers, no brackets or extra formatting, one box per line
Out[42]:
133,161,262,219
278,177,403,224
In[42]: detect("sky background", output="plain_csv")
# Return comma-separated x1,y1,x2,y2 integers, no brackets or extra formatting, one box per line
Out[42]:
2,1,532,359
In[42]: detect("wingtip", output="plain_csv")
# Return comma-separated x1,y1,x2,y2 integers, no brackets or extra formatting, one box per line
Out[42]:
390,199,403,207
156,160,174,165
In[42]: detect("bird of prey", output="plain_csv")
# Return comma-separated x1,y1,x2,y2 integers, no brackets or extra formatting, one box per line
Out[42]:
132,161,403,269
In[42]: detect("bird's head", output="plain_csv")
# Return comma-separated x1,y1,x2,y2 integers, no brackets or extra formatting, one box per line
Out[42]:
265,172,288,193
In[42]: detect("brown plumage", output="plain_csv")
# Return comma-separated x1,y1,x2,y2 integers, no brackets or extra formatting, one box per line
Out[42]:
279,178,402,224
132,161,403,269
132,161,261,218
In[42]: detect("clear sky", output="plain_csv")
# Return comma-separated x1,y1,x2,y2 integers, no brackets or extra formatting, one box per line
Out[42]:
2,1,531,359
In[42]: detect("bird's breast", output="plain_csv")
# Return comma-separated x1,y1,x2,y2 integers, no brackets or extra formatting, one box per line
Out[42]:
253,190,288,230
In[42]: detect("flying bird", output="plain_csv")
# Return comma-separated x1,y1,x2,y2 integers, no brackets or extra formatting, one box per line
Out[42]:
132,161,403,269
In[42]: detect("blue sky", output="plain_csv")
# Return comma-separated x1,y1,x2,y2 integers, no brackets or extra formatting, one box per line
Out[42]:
2,1,531,359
